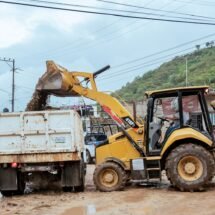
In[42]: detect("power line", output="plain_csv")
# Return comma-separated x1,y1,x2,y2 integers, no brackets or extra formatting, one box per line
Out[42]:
96,0,215,21
98,50,201,88
46,1,181,60
0,88,11,95
110,32,215,70
99,46,196,81
15,0,215,22
99,38,215,82
27,2,208,62
46,1,205,64
19,0,155,59
67,2,180,60
16,1,192,64
173,0,215,7
18,1,174,60
1,0,215,25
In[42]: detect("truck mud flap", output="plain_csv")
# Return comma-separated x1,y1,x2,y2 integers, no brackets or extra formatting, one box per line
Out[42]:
0,168,18,191
61,161,83,187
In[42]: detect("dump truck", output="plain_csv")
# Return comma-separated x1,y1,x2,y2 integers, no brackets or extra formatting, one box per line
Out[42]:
29,61,215,192
0,110,85,196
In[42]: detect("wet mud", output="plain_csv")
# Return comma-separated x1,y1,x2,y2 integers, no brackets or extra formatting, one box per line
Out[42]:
1,165,215,215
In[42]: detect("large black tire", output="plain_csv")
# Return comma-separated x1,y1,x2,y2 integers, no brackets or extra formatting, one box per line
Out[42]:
93,162,127,192
165,143,214,192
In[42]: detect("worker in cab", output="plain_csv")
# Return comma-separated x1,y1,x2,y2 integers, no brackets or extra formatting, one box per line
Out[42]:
165,98,190,137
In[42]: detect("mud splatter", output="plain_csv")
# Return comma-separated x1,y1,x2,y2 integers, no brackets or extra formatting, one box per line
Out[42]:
1,165,215,215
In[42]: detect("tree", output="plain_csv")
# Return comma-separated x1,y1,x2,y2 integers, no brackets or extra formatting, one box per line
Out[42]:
206,42,210,48
210,41,214,48
196,44,200,50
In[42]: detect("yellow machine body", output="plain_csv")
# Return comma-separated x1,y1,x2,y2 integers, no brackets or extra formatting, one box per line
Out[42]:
36,61,214,172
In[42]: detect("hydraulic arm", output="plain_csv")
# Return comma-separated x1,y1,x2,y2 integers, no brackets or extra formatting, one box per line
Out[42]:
36,61,143,131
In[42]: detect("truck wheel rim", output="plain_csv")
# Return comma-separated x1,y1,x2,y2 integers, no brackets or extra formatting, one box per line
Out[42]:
99,168,119,188
177,155,203,181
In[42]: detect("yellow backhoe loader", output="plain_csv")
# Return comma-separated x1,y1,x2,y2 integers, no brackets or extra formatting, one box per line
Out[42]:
34,61,215,192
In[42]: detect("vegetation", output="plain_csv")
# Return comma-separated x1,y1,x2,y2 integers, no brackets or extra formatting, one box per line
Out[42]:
115,46,215,101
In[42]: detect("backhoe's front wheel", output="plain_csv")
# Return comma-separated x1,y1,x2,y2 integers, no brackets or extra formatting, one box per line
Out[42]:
93,162,127,192
165,144,214,191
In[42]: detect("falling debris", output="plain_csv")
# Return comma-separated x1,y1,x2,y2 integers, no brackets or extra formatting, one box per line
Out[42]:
25,91,48,111
25,61,79,111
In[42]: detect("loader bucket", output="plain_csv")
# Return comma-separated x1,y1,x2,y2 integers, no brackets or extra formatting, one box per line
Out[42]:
36,60,79,97
26,61,79,111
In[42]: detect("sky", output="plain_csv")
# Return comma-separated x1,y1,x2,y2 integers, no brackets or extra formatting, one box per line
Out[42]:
0,0,215,111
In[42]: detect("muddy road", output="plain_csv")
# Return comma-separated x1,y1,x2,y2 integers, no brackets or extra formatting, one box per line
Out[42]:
1,165,215,215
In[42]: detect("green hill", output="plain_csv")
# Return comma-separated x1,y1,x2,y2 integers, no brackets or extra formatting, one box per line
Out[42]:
115,46,215,101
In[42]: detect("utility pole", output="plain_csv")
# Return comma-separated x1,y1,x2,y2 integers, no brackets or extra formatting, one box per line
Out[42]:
132,101,136,122
0,57,16,112
185,57,188,87
12,59,15,112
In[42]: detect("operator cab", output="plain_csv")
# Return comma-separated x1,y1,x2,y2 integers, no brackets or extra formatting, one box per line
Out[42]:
145,86,213,155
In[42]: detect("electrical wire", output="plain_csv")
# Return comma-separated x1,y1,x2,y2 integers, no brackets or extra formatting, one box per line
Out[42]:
110,32,215,70
99,47,195,82
173,0,215,7
18,0,172,60
1,0,215,25
29,2,205,61
99,39,215,81
15,0,215,22
18,0,155,59
41,1,206,63
46,1,179,60
96,0,215,21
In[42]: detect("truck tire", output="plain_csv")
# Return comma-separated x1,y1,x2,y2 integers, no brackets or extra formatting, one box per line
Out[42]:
93,162,127,192
165,143,214,191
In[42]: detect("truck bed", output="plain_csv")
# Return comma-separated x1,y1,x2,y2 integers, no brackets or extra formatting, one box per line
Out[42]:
0,110,84,163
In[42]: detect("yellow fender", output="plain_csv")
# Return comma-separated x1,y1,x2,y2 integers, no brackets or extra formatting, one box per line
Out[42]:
161,127,213,156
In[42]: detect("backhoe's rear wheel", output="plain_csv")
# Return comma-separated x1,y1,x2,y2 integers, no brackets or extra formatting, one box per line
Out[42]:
93,162,127,192
165,144,214,192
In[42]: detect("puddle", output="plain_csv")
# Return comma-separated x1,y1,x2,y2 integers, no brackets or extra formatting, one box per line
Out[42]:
61,205,96,215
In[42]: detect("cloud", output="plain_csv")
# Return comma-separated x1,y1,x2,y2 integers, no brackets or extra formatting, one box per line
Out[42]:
26,9,92,33
0,3,96,49
0,19,32,49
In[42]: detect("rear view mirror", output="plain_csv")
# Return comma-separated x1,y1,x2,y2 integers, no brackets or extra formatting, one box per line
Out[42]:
210,100,215,110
